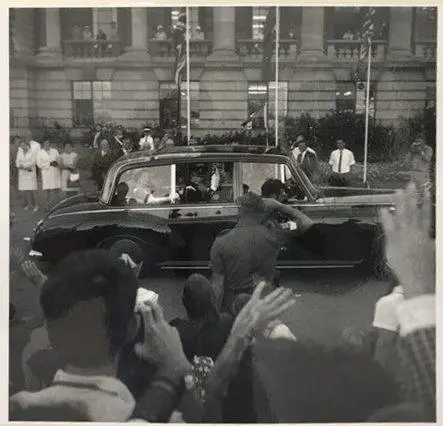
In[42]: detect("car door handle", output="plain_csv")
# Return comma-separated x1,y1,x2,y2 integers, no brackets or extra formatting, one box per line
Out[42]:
185,212,198,217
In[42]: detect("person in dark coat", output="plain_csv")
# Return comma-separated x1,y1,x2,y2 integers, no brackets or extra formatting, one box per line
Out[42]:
92,139,118,190
295,140,317,180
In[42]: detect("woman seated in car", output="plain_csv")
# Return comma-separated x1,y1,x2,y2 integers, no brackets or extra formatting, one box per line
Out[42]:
133,171,179,205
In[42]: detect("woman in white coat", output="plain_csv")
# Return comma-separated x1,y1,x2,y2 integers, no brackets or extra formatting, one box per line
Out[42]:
15,141,38,211
59,141,79,197
37,139,61,209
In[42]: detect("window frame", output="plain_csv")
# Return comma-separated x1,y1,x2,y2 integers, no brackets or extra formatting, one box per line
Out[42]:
72,80,112,127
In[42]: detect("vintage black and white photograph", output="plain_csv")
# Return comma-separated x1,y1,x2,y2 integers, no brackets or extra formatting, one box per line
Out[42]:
8,4,436,422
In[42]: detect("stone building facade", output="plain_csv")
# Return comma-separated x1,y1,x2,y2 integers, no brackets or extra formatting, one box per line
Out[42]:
10,7,436,137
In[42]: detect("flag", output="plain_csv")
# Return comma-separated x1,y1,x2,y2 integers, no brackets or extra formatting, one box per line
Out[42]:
354,8,375,82
173,8,187,86
262,7,276,82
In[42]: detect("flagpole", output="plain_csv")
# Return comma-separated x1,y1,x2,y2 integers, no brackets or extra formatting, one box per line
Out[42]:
275,6,279,147
363,41,371,185
186,7,191,145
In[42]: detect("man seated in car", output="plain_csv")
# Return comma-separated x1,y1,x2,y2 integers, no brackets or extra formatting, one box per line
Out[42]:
185,166,211,203
112,182,129,206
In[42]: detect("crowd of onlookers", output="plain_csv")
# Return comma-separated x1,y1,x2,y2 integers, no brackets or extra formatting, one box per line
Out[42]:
9,173,435,421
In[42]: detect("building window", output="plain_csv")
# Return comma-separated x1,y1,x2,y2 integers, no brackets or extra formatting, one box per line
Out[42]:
252,6,269,40
72,81,111,126
159,81,200,130
336,81,375,117
247,82,288,128
414,7,437,41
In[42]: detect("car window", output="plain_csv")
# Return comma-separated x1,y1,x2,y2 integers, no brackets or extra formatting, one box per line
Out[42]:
240,161,307,201
175,162,234,204
115,165,173,206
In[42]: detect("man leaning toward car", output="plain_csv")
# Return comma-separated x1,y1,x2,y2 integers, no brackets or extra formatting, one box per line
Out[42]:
210,191,319,316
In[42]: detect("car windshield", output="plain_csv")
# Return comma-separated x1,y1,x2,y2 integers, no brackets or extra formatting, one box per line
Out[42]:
286,156,319,201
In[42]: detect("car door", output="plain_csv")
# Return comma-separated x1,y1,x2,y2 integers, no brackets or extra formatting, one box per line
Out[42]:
238,159,359,268
164,160,240,269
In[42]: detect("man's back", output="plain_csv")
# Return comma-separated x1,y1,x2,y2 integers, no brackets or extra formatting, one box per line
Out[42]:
210,224,281,294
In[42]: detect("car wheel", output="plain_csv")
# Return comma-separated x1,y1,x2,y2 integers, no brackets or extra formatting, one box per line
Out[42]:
97,237,155,278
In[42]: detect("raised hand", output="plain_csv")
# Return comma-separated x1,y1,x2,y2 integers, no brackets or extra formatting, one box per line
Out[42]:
380,182,435,298
229,281,295,345
134,300,191,375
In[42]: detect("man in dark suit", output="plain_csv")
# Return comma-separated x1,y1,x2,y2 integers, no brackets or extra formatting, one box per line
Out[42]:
296,140,317,180
92,139,119,190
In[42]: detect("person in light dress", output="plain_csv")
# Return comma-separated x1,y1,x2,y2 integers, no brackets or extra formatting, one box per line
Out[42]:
37,139,61,209
59,142,79,196
16,141,38,211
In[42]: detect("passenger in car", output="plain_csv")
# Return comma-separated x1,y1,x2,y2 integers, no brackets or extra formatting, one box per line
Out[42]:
112,182,129,206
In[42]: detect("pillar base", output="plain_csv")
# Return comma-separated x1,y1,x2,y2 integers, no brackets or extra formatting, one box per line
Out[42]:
36,47,63,59
387,50,415,61
298,49,327,62
118,48,151,62
206,48,241,67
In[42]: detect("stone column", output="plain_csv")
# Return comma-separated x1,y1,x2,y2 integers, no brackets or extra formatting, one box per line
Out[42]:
37,8,62,58
207,6,239,62
299,7,326,61
189,7,199,39
388,7,413,60
121,7,150,61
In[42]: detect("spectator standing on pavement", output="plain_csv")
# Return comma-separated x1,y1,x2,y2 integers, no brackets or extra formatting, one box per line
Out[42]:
59,142,79,196
139,127,155,151
288,27,296,39
409,136,433,191
160,131,175,149
16,140,38,211
92,123,103,148
294,139,317,180
10,135,22,212
328,139,355,187
36,139,61,210
290,135,316,160
92,139,117,190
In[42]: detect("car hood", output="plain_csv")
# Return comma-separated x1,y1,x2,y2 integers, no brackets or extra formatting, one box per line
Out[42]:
316,186,397,205
47,192,102,216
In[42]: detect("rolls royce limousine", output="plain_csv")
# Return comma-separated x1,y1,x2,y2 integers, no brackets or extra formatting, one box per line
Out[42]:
28,145,397,276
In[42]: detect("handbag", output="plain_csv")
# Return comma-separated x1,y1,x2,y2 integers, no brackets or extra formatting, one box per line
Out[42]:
67,171,80,189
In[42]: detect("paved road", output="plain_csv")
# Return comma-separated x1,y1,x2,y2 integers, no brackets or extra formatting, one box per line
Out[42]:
10,202,391,394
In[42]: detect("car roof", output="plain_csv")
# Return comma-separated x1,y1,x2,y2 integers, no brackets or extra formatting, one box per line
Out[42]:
112,145,289,167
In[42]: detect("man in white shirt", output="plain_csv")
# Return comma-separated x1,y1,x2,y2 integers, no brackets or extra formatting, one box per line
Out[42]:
139,128,155,151
328,139,355,186
290,135,316,159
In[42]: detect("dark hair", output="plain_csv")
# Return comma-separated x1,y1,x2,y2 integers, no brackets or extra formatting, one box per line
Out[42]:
40,250,138,365
116,181,129,195
253,340,399,423
182,274,219,326
11,135,20,143
237,192,265,217
261,179,285,198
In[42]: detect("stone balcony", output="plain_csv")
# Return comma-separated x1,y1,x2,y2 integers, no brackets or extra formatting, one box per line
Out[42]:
236,39,298,60
414,41,436,61
326,39,387,61
148,39,213,58
62,40,123,59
